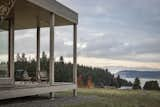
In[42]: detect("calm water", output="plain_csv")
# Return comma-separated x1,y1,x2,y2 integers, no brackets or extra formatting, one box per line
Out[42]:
124,78,160,88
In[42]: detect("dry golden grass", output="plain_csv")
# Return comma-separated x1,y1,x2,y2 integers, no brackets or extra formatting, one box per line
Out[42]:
63,88,160,107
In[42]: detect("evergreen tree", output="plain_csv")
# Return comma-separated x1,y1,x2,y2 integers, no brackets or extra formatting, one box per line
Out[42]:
16,53,21,61
40,51,48,71
21,53,27,62
143,81,159,90
117,75,121,88
59,56,64,64
132,77,141,89
14,53,132,87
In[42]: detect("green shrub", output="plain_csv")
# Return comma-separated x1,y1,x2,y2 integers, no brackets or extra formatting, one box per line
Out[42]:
143,81,159,90
132,77,141,89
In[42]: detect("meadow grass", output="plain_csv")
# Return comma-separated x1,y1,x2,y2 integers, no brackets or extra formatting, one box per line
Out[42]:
63,88,160,107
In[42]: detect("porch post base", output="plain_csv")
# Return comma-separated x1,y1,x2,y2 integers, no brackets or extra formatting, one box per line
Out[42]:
73,89,77,97
49,92,55,100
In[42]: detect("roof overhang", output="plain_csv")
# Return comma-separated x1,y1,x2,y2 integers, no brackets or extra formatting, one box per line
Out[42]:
27,0,78,24
12,0,78,29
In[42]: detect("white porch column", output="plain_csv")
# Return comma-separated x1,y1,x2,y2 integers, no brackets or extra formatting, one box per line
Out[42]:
73,24,77,96
9,16,15,84
49,13,55,98
49,13,55,85
36,17,41,81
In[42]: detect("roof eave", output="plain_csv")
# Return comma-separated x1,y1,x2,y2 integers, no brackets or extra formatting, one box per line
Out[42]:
26,0,78,24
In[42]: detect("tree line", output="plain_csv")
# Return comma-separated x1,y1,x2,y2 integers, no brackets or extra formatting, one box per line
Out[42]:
132,77,160,91
14,52,132,88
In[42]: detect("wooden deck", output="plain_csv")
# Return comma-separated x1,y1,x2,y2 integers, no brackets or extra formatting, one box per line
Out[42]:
0,82,77,100
0,0,78,100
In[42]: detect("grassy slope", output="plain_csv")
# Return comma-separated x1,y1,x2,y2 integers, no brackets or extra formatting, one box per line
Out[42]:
63,88,160,107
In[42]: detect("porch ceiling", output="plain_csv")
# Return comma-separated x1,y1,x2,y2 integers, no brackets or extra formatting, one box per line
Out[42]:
13,0,78,29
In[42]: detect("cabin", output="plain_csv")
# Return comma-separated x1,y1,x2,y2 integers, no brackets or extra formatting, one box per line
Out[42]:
0,0,78,100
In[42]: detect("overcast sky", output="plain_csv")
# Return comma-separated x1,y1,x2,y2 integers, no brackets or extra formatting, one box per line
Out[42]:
57,0,160,70
0,0,160,72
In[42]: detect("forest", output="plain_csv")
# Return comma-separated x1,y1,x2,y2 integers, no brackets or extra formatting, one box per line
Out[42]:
14,52,132,88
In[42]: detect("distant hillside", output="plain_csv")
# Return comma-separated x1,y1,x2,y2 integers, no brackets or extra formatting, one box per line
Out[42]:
116,70,160,79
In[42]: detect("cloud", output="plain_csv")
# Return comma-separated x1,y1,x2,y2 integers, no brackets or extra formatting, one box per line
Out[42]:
1,0,160,69
92,32,105,37
65,56,160,70
0,32,8,54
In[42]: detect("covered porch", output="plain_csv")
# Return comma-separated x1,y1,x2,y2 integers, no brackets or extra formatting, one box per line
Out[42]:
0,82,76,100
0,0,78,100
